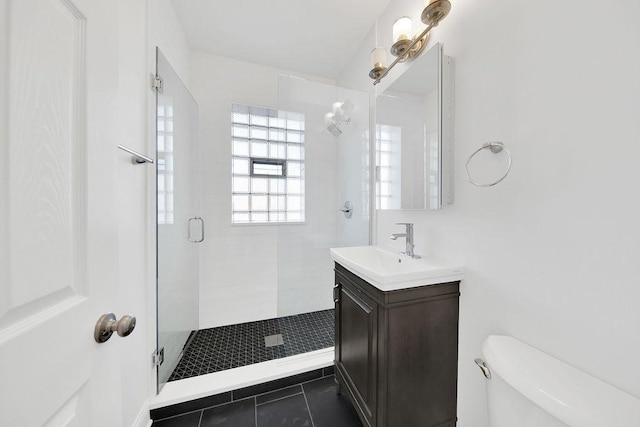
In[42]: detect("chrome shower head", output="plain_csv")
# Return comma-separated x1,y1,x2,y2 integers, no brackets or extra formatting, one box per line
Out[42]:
327,122,342,137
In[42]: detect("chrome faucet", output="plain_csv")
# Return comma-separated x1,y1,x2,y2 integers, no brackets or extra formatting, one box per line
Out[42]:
390,222,420,258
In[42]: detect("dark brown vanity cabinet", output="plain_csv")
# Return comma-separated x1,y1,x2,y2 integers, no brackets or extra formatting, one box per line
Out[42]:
334,263,460,427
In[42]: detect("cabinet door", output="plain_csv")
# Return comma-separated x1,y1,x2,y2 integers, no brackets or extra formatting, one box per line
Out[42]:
335,276,378,426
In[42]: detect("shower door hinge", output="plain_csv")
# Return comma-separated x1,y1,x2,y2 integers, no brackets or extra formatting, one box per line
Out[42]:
151,74,164,94
152,347,165,368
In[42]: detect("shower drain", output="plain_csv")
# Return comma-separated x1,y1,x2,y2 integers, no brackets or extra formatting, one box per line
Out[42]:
264,334,284,347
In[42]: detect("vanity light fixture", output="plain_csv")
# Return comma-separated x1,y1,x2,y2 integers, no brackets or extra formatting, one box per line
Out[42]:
369,0,451,85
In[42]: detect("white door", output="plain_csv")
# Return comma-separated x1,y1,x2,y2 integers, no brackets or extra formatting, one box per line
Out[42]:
0,0,125,425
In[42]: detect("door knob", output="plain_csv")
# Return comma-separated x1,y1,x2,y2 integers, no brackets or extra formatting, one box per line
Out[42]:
94,313,136,343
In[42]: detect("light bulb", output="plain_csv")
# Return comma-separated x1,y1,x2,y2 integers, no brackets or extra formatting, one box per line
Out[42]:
370,47,387,69
393,16,413,43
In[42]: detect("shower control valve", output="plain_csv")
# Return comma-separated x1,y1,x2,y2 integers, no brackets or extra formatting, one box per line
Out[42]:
94,313,137,343
339,201,353,219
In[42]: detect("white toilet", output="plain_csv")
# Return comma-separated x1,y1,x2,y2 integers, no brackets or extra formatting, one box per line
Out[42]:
478,335,640,427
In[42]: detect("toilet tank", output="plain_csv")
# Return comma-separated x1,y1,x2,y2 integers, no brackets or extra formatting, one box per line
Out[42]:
481,335,640,427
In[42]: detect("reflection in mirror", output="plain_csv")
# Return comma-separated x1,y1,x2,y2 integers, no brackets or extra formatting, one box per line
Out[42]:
375,42,453,210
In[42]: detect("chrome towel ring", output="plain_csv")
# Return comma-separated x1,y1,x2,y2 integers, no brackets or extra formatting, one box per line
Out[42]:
465,142,512,187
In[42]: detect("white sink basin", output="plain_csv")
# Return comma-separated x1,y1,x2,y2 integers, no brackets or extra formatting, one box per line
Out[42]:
330,245,463,291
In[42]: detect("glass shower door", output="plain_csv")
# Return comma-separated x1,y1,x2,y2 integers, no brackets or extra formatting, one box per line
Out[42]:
156,48,201,391
275,75,370,353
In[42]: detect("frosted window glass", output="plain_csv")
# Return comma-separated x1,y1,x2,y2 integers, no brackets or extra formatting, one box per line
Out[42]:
250,114,268,127
269,117,286,129
287,118,303,130
287,145,301,160
251,195,268,211
251,141,268,157
232,195,249,211
233,140,250,156
270,212,287,222
269,143,286,159
233,177,250,193
288,162,301,177
251,212,268,222
232,124,249,138
270,195,286,210
233,158,250,175
270,178,285,193
287,178,301,194
232,112,249,124
287,195,301,210
233,212,250,223
251,177,268,193
269,129,285,141
250,127,268,140
287,211,302,221
287,131,302,143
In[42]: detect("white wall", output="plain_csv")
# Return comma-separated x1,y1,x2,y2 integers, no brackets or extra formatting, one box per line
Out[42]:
116,1,152,426
340,0,640,425
148,0,190,88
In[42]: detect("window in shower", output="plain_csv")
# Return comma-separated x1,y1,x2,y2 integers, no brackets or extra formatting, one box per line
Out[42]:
231,103,305,223
376,124,401,210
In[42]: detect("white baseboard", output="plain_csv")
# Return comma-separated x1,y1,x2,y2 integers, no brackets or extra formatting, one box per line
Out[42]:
131,399,151,427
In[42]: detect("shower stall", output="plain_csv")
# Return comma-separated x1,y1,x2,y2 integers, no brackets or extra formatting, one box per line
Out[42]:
155,49,370,394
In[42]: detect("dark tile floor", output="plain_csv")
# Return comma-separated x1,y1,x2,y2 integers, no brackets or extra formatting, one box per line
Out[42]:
169,310,335,381
152,375,362,427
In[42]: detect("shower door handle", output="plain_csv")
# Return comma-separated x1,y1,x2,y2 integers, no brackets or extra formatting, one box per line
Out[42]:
188,217,204,243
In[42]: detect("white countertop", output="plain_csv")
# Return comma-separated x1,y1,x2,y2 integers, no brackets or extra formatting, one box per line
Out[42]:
330,245,463,292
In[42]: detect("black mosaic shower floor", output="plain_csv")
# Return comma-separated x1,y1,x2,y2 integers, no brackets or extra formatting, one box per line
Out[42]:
168,309,335,382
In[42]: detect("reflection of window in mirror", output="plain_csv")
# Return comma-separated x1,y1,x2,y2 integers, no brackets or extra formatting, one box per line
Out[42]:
376,124,402,210
426,116,440,210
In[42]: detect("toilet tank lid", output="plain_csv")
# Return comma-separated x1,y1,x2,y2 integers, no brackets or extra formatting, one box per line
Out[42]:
482,335,640,427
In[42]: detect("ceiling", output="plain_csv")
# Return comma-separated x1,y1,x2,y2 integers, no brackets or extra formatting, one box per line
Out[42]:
170,0,391,80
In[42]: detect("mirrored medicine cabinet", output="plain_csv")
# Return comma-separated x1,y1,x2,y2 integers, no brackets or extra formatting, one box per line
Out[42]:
375,42,454,210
